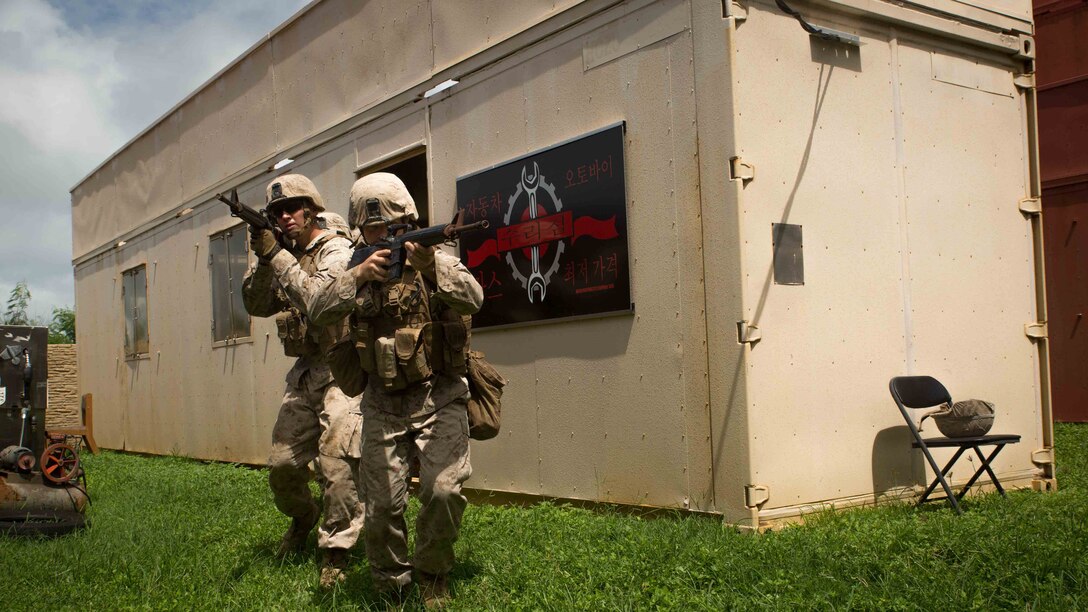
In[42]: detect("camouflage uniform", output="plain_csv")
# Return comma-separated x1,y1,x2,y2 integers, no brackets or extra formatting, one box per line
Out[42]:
310,173,484,593
242,215,365,553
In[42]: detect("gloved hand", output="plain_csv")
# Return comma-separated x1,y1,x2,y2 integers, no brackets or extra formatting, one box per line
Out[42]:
250,226,282,261
405,242,435,276
351,249,391,287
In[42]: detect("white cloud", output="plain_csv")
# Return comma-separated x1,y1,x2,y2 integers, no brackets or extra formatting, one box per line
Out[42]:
0,1,124,159
0,0,307,323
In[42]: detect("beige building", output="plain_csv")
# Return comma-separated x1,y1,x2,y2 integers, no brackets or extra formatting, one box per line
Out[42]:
70,0,1053,526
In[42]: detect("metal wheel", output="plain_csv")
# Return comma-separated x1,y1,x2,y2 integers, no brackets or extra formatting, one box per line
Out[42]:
40,443,80,484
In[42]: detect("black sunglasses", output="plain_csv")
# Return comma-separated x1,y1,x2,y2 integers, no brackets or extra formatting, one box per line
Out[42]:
269,198,305,216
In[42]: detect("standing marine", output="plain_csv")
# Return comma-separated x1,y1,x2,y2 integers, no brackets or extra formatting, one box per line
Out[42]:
309,172,483,607
241,173,366,588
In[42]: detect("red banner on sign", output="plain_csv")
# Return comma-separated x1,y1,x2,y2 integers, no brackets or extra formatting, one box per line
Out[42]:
467,239,499,268
497,211,573,252
573,215,619,245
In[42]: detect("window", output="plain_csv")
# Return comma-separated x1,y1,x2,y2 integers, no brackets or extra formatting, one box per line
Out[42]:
121,264,149,358
354,148,430,227
209,225,251,343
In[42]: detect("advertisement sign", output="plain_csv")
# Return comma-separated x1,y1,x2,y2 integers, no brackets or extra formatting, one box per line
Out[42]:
457,123,632,329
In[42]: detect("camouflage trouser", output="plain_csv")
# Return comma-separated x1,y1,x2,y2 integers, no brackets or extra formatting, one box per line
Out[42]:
268,379,365,550
359,397,472,590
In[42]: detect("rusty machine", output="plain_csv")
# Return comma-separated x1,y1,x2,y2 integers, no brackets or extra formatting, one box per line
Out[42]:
1,326,87,537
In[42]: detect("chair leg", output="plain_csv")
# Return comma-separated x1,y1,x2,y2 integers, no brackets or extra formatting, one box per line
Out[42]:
956,445,1008,498
917,446,966,514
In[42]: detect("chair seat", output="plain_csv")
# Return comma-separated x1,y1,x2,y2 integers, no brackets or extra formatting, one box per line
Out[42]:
913,434,1021,448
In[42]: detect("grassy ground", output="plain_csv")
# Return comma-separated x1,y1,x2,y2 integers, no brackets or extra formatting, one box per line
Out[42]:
1,424,1086,610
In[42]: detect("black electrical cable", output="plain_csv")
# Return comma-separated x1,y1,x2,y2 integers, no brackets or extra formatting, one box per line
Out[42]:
774,0,842,41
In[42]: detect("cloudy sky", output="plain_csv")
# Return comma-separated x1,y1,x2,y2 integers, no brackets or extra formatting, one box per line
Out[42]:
0,0,308,323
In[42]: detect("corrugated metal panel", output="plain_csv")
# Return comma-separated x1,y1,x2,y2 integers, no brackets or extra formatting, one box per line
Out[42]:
1036,0,1088,421
1041,183,1088,422
1036,1,1088,184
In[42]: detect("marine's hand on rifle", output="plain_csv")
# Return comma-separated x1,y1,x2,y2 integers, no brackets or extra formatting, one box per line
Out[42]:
351,248,392,286
250,225,282,262
405,241,436,277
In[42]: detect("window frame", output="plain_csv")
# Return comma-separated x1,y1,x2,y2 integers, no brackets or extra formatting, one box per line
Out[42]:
121,263,150,360
208,223,253,347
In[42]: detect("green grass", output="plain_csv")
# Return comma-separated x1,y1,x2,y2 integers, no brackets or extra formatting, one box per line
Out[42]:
2,424,1087,610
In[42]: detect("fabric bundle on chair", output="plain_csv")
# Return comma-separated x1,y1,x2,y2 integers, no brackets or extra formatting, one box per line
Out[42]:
920,399,995,438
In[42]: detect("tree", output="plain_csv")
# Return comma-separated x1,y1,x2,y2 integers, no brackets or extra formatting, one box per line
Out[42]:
50,306,76,344
3,281,31,325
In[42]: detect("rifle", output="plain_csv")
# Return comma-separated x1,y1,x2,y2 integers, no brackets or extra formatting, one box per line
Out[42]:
348,210,489,279
216,189,273,230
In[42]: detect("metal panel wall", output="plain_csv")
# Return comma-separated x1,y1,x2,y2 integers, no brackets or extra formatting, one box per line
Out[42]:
1036,0,1088,421
734,2,1041,510
74,253,125,450
432,0,586,71
178,43,278,204
71,116,183,259
427,0,716,511
70,0,1047,516
895,38,1040,478
734,6,914,507
270,0,433,148
73,147,360,463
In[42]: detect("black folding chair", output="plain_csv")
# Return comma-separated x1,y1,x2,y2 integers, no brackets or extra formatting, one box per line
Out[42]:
888,376,1021,514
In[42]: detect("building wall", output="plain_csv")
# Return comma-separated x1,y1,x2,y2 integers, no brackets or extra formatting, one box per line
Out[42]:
71,0,1046,518
1035,0,1088,422
733,1,1043,513
46,344,80,430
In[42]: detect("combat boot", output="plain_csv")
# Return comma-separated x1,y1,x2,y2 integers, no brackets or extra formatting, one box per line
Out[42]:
277,502,319,557
319,547,349,589
418,572,450,609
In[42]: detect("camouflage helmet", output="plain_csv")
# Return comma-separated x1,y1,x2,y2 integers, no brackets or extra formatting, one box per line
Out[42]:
349,172,417,228
317,212,352,238
266,174,325,213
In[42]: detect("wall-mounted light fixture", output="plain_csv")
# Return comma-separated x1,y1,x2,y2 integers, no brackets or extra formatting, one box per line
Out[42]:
273,157,294,170
424,79,459,99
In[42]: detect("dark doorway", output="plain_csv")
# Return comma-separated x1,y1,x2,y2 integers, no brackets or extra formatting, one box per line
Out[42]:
355,149,429,228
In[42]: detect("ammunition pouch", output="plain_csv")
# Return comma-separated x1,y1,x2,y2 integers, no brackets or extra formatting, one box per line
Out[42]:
327,336,367,397
350,319,470,391
348,268,473,391
439,319,469,375
275,310,319,358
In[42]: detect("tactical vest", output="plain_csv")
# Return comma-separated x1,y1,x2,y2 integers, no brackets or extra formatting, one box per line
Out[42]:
275,233,352,359
351,267,470,393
